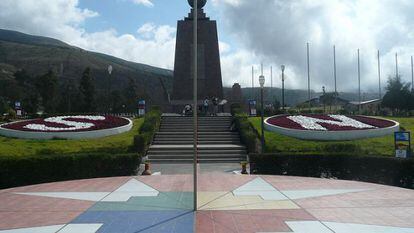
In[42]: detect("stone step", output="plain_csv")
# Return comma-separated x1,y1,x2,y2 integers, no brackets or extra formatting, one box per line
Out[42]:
156,132,238,135
161,121,232,124
153,141,241,145
149,145,246,150
154,136,240,140
148,116,245,164
161,123,231,126
158,129,231,132
148,158,246,164
149,154,246,159
147,149,247,155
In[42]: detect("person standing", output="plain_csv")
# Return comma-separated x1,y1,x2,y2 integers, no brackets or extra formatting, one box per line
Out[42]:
212,97,218,116
203,97,209,116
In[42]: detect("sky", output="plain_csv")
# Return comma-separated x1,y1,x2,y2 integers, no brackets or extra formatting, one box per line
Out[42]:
0,0,413,93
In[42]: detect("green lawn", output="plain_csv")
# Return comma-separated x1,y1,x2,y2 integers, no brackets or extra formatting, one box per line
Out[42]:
249,117,414,156
0,118,143,157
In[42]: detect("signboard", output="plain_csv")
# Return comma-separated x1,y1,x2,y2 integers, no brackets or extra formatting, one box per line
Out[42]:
138,100,146,116
15,101,22,117
394,132,411,158
249,100,257,116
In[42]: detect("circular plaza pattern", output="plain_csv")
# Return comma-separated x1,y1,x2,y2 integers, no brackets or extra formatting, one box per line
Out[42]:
0,174,413,233
0,115,133,140
265,114,400,141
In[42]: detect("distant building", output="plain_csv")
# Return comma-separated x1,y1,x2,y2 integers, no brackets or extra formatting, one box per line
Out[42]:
297,96,349,108
345,99,382,114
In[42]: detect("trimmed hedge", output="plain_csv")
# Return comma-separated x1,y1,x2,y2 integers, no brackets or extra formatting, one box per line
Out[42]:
132,108,162,154
250,154,414,189
0,153,141,189
232,108,260,153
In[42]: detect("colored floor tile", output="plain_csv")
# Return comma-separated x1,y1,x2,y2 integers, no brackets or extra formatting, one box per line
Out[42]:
89,192,194,211
0,174,413,233
71,211,194,233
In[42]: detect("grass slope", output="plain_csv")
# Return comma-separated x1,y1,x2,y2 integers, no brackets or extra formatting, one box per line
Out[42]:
0,118,143,157
250,117,414,156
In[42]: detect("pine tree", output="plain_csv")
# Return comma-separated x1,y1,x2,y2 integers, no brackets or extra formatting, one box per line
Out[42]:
79,67,96,113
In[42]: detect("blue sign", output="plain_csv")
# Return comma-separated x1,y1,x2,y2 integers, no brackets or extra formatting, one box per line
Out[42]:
395,132,410,142
394,132,411,158
248,99,257,116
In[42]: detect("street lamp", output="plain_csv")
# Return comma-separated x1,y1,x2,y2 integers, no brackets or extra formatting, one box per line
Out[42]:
281,65,286,111
107,65,113,113
259,64,266,154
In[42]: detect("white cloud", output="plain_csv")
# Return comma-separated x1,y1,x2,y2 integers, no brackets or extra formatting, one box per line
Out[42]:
131,0,154,7
0,0,176,70
212,0,414,92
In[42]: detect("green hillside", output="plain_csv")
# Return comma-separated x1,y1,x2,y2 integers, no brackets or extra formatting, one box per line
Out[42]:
0,29,173,108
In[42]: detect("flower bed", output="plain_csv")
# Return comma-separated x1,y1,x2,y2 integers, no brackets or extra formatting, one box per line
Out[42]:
0,115,133,140
265,114,399,141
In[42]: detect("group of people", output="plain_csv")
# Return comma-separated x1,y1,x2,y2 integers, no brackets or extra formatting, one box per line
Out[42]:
182,96,220,116
202,96,219,116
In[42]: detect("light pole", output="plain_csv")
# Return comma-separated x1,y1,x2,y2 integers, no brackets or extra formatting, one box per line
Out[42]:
107,65,113,113
281,65,285,111
259,64,266,154
192,0,198,212
411,56,413,92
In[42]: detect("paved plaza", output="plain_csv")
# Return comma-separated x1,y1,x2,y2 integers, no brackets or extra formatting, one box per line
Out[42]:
0,174,413,233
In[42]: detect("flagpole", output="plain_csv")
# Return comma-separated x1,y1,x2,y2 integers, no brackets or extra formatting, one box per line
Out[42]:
192,0,198,212
358,49,361,114
378,50,381,99
307,43,311,110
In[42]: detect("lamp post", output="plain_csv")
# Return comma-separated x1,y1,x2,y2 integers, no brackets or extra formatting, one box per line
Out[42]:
281,65,285,111
259,64,266,154
107,65,113,113
192,0,198,212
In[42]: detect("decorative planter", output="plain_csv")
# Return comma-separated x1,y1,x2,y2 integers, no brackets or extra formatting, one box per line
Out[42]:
0,115,133,140
264,114,399,141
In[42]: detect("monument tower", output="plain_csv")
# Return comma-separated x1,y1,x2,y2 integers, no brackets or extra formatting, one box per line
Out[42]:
171,0,223,108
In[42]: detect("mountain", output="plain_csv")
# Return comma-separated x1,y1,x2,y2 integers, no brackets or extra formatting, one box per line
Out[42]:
0,29,173,108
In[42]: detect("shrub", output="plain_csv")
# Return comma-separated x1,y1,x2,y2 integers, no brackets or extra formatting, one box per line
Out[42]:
231,103,242,116
250,154,414,189
0,153,141,189
322,143,362,153
134,109,162,154
233,110,260,153
132,133,153,154
5,108,16,121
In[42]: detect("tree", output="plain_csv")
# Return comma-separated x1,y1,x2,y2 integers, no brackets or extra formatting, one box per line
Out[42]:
14,69,30,86
320,92,337,113
123,78,138,112
79,67,96,112
110,90,125,113
35,70,58,113
57,79,80,114
0,97,8,115
382,75,412,114
273,98,281,111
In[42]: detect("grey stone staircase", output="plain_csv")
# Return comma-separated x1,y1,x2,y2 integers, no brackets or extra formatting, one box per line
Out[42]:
147,116,248,163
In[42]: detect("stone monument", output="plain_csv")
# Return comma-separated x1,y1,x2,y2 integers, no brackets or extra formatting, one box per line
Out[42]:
171,0,223,109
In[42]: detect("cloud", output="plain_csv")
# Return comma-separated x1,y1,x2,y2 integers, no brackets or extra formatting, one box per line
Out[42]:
0,0,176,70
130,0,154,7
212,0,414,92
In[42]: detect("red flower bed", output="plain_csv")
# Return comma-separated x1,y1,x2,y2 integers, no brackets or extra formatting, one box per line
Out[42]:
267,115,397,131
1,116,130,132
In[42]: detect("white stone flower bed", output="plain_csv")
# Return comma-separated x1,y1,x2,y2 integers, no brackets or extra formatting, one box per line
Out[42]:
0,115,133,140
264,114,400,141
